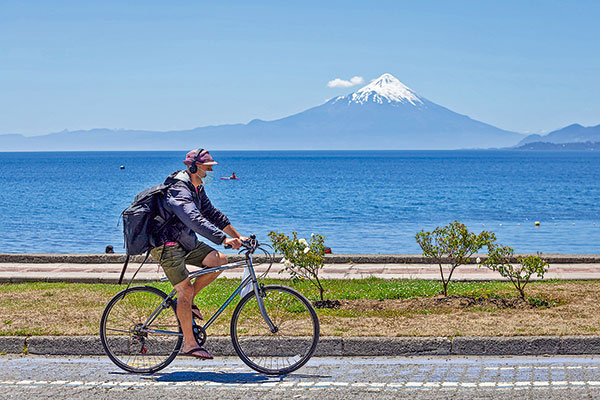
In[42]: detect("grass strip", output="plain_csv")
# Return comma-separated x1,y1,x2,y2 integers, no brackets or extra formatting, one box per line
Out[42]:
0,278,594,337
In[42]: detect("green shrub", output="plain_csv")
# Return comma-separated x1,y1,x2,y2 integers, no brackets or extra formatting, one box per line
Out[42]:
416,221,495,296
268,231,327,301
482,245,549,299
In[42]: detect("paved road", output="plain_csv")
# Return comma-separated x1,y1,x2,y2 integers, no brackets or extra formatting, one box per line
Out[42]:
3,355,600,399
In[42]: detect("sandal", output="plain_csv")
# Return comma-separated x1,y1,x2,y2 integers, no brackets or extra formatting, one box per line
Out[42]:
191,304,204,320
179,346,214,359
172,300,204,320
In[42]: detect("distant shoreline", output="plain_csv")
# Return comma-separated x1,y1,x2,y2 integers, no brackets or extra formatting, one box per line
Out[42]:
514,141,600,151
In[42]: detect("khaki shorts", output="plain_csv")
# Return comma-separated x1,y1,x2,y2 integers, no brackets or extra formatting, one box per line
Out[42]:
150,241,216,286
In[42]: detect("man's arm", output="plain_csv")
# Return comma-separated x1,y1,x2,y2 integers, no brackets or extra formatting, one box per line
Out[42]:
166,186,227,245
198,186,231,230
223,225,247,241
197,187,247,244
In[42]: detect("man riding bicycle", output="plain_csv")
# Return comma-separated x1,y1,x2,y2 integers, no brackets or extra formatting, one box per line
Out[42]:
150,148,247,359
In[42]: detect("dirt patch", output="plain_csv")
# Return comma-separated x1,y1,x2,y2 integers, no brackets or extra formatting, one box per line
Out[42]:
313,299,342,309
338,295,533,313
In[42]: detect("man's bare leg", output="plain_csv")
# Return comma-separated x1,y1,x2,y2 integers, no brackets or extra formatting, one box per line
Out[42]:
173,278,202,354
172,251,227,356
192,250,227,295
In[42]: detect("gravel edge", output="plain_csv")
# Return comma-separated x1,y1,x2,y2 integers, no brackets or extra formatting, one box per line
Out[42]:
2,336,600,356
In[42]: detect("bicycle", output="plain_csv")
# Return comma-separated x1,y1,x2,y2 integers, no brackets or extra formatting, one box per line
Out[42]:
99,235,320,375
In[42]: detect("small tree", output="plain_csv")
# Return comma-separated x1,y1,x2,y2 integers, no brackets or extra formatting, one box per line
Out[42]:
482,245,549,299
268,231,327,301
416,221,495,296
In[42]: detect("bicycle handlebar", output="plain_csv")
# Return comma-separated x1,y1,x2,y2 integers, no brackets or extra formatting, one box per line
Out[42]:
223,234,259,252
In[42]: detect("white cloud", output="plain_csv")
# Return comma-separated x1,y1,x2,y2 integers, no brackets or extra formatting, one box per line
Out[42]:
327,76,364,88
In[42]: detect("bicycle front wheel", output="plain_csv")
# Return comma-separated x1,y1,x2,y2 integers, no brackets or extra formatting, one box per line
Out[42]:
100,286,182,373
231,285,319,375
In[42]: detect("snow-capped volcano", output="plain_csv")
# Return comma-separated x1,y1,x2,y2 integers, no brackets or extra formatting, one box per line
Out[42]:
0,72,526,150
334,73,424,105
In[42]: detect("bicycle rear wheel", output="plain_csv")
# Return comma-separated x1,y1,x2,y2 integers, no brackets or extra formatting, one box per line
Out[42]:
100,286,182,373
230,285,319,375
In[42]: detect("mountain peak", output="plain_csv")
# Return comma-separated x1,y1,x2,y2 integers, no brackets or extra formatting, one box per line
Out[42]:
335,73,424,106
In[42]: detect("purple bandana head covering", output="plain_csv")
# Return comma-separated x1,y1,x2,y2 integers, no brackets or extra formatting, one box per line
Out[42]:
183,149,218,166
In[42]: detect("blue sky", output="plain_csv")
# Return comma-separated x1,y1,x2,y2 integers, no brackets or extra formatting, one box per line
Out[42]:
1,0,598,136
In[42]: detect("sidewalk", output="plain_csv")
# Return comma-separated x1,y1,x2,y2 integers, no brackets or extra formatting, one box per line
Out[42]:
1,253,599,283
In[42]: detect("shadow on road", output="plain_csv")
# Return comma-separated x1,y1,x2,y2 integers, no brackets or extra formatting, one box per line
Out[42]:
147,370,332,383
153,371,271,383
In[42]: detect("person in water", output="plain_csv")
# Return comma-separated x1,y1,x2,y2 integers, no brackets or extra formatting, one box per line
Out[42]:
231,172,237,179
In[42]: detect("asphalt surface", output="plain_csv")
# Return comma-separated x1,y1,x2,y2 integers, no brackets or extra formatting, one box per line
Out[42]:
3,355,600,399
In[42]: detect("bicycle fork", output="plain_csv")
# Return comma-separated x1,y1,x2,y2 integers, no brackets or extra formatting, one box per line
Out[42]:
247,253,278,333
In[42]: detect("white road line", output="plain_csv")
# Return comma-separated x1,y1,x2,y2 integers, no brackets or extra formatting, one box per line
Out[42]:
387,383,404,388
441,382,459,387
3,378,600,390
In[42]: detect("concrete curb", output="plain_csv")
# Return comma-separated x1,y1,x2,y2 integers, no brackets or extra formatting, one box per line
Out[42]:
1,253,599,264
4,336,600,357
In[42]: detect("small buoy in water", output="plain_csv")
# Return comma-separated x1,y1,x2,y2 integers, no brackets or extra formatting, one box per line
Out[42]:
120,165,125,170
535,221,540,226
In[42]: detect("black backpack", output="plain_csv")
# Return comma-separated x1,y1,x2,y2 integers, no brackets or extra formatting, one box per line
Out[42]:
118,183,176,284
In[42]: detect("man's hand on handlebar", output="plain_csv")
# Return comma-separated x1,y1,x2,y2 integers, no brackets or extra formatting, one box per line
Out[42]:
223,237,243,250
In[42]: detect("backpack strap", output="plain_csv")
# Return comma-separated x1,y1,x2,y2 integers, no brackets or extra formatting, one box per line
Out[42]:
118,254,130,285
119,251,152,286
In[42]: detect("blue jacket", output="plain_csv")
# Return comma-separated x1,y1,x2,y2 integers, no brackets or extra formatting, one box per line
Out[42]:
156,170,230,251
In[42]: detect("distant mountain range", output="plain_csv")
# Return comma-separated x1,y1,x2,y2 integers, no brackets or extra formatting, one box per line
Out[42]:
0,73,596,151
518,123,600,146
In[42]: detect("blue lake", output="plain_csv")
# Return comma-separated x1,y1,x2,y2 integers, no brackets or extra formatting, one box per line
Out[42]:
0,150,598,254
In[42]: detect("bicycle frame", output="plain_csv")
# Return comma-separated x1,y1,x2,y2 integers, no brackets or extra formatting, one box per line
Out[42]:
141,251,276,336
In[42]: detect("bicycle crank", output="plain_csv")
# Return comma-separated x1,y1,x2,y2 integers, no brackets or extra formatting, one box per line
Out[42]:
192,323,207,346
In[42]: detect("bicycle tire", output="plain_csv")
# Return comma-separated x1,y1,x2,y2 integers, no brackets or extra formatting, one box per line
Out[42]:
230,285,319,375
100,285,182,373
